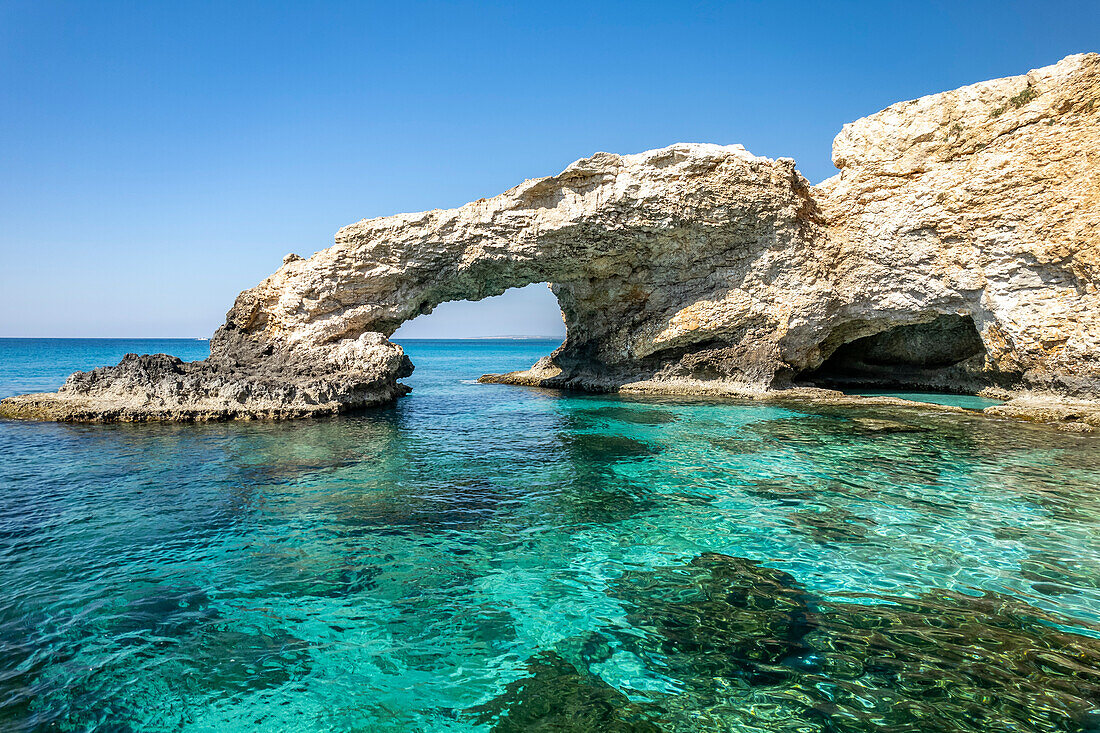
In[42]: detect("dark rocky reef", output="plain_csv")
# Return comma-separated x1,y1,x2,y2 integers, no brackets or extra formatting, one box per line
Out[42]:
475,552,1100,732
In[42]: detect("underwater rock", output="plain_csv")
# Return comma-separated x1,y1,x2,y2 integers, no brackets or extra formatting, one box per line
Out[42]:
605,552,1100,733
1020,551,1100,596
110,585,218,643
785,507,879,545
610,553,817,688
849,418,930,434
740,478,820,504
467,650,662,732
562,433,660,462
187,627,313,694
806,589,1100,732
573,405,678,425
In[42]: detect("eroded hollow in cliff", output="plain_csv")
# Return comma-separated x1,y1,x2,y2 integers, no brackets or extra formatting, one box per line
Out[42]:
801,314,989,393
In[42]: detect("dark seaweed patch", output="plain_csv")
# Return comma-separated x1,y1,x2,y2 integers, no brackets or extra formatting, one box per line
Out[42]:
110,585,218,643
556,485,658,525
187,627,313,694
467,650,662,732
1020,552,1100,596
741,478,819,504
564,433,660,462
786,506,879,545
708,435,772,454
603,553,1100,732
610,553,817,688
806,589,1100,732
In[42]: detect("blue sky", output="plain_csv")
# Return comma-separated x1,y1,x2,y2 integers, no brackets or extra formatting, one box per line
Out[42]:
1,1,1097,338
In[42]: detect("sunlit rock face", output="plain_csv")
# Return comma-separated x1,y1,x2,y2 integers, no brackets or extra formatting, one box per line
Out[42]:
815,52,1100,398
219,53,1098,401
496,52,1100,406
213,142,826,392
2,53,1097,422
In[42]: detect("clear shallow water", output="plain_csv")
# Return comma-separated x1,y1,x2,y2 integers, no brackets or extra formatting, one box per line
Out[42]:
843,389,1003,411
2,339,1100,731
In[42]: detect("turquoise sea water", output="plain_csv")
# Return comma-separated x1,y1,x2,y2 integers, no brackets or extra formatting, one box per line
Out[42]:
2,338,1100,732
842,389,1003,411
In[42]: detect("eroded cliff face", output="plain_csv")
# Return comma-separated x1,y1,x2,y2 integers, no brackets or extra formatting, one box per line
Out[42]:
212,142,826,392
814,52,1100,397
2,53,1097,424
491,53,1100,403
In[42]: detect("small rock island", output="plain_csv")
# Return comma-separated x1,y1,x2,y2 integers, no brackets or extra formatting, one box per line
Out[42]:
3,53,1099,429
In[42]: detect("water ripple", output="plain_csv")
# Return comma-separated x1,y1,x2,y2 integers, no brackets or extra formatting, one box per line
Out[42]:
1,339,1100,731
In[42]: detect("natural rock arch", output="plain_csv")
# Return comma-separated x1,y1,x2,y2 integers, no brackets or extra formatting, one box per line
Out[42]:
3,53,1099,424
210,143,827,393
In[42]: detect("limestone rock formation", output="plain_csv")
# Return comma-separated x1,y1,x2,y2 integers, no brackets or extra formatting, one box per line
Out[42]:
2,52,1098,426
213,141,825,392
0,334,412,422
814,52,1100,398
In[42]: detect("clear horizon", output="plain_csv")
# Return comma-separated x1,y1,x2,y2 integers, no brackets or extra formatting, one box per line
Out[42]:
2,1,1097,338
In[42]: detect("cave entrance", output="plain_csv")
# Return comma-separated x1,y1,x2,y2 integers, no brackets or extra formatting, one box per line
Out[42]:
800,314,988,394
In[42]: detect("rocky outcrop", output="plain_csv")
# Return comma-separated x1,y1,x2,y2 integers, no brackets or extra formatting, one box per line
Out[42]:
2,53,1098,425
213,141,826,392
0,335,412,422
814,52,1100,398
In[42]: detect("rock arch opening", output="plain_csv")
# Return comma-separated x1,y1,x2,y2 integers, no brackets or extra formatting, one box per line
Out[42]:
392,283,567,341
799,314,990,394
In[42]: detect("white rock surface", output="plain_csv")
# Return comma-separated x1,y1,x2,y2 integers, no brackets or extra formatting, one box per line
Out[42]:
3,53,1098,427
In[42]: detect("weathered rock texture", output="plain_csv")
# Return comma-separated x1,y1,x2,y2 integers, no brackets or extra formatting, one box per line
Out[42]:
2,53,1098,425
813,52,1100,398
0,335,412,422
215,142,824,392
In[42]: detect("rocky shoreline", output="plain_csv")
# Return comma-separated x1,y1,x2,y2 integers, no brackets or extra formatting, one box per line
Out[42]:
477,371,1100,433
3,53,1098,429
0,334,413,422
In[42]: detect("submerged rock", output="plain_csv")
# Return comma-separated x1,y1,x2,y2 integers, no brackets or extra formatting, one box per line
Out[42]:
601,553,1100,732
807,589,1100,732
785,506,879,545
467,650,662,732
849,418,930,434
610,553,817,688
3,54,1099,422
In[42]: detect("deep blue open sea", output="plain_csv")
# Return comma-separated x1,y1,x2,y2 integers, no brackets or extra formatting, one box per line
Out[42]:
2,338,1100,732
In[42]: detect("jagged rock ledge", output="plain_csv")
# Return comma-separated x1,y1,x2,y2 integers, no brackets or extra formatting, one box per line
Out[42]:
0,334,412,422
2,53,1099,430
